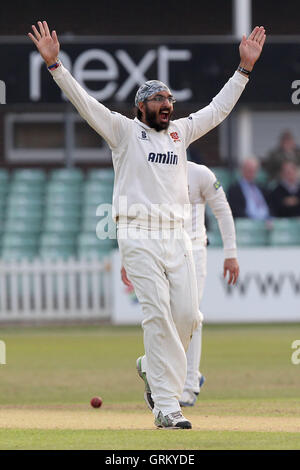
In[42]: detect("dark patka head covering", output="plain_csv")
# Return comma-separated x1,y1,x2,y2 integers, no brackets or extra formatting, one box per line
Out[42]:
135,80,171,106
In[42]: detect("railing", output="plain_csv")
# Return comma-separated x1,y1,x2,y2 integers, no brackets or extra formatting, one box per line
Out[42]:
0,258,112,321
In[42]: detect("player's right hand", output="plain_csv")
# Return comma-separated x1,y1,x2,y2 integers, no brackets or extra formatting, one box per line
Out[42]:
223,258,239,285
28,21,60,67
121,267,133,288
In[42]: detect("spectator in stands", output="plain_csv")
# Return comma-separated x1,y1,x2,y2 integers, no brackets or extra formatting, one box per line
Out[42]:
269,160,300,217
264,131,300,180
227,157,271,219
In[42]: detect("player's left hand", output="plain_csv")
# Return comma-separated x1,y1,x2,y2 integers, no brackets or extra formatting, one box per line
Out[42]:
239,26,266,71
223,258,239,285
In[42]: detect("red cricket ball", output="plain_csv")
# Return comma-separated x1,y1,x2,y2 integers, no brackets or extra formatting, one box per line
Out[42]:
90,396,103,408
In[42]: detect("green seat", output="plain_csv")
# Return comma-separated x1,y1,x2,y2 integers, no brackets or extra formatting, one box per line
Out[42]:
50,168,84,183
235,218,267,231
10,181,45,195
87,168,114,184
47,180,82,194
0,182,9,196
235,218,269,246
39,246,76,260
269,218,300,246
82,217,98,233
2,233,38,248
236,230,269,246
0,169,9,203
12,168,46,183
39,233,76,260
1,247,38,261
7,193,44,208
77,245,113,260
271,218,300,231
46,192,82,205
1,234,38,260
0,169,9,183
4,218,42,234
83,181,113,200
269,230,300,246
77,232,114,260
0,207,6,223
45,205,81,219
43,217,80,234
6,206,43,220
83,192,113,206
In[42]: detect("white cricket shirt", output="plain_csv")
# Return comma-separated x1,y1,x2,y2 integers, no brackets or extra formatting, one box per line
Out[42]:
185,162,237,259
50,64,248,229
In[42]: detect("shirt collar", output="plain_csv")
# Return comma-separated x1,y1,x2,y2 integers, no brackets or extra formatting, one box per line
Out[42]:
133,117,169,134
134,117,151,130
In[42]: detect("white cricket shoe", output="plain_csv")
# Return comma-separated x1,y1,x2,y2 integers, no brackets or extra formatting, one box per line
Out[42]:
155,410,192,429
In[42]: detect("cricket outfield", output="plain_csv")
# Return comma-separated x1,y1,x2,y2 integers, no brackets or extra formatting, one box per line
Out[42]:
0,323,299,450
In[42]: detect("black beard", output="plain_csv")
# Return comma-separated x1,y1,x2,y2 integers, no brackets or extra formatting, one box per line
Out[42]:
144,106,172,132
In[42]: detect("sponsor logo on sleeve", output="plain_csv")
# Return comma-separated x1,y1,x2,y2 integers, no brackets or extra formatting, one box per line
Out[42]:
214,180,221,190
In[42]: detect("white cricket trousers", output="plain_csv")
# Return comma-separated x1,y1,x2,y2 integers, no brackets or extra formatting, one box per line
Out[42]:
117,226,202,416
184,247,207,394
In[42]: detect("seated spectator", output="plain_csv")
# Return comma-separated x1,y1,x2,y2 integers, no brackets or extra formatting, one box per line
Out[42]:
264,131,300,180
269,160,300,217
228,157,271,220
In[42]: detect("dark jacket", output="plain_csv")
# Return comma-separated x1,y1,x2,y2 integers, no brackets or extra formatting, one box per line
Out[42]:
227,181,270,218
269,182,300,217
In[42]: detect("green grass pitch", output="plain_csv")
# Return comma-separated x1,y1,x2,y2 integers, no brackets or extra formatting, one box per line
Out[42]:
0,323,300,449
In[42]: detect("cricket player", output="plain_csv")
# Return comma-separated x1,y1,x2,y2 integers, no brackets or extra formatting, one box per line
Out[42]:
121,161,239,409
29,21,265,429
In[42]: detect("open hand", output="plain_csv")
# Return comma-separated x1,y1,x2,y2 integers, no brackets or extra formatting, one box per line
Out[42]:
28,21,60,67
239,26,266,71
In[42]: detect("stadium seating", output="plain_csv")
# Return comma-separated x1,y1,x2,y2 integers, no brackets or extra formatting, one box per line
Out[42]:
4,218,42,235
269,218,300,246
1,166,300,260
12,168,46,184
87,168,114,184
43,217,81,235
235,218,269,246
50,168,84,183
77,232,115,260
39,233,77,260
1,233,39,260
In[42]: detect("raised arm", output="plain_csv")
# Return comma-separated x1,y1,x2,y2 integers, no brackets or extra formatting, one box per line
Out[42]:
175,26,266,147
28,21,60,67
28,21,129,149
238,26,266,75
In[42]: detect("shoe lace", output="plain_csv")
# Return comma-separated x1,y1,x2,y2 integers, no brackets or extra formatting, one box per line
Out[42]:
170,411,183,420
